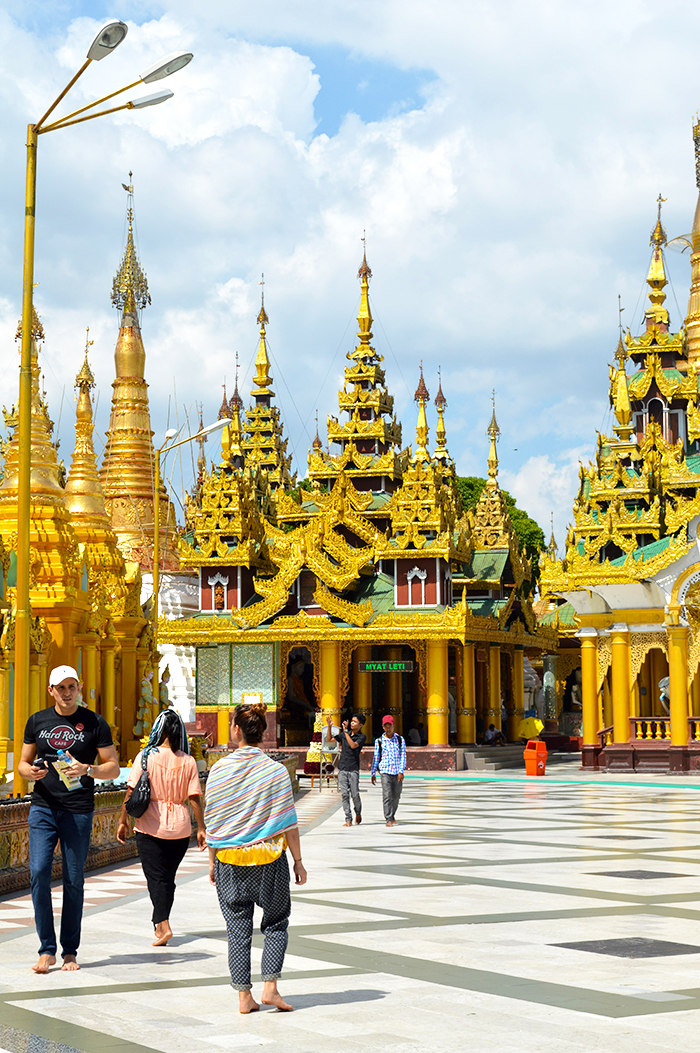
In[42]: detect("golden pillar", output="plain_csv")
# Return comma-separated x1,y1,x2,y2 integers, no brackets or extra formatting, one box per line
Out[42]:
117,635,138,760
610,624,630,743
386,646,403,733
101,630,117,734
510,648,524,741
29,656,41,716
579,628,599,746
458,643,476,744
488,645,501,732
667,622,689,746
319,641,341,726
692,669,700,718
217,707,231,746
0,652,9,782
76,633,98,711
603,675,612,728
353,644,373,729
426,638,448,745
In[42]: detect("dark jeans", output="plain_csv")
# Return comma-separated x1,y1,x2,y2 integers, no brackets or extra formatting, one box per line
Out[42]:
215,854,291,990
338,770,361,822
28,805,93,958
135,832,190,926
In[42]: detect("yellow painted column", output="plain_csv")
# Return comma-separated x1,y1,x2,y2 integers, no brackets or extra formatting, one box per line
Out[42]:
84,637,98,711
29,657,41,716
217,707,231,746
0,652,9,783
386,646,403,733
578,628,599,746
459,644,476,744
610,624,630,743
603,675,612,728
667,623,690,746
353,645,373,728
509,648,524,741
488,646,502,732
319,641,341,726
426,638,448,745
101,631,117,742
692,670,700,718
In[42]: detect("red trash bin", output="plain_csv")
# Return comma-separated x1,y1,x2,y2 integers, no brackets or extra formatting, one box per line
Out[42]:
524,740,547,776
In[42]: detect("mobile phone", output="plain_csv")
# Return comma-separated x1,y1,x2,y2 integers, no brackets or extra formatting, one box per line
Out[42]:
34,758,48,770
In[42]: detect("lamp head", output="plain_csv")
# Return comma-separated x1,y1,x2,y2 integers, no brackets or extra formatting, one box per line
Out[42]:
130,89,174,109
87,21,128,61
141,51,193,83
164,428,178,441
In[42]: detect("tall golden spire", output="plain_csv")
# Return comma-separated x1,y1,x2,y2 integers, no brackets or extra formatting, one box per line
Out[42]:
242,280,293,489
413,363,430,463
645,194,669,329
486,391,500,488
356,238,373,357
65,332,128,604
100,177,175,568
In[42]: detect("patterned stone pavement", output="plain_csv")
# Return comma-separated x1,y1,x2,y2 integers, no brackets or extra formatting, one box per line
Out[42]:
3,773,700,1052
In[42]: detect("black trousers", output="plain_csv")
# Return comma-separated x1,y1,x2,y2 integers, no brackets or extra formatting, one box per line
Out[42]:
135,832,190,926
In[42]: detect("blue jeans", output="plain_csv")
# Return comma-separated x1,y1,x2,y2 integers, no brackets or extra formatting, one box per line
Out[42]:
28,805,93,958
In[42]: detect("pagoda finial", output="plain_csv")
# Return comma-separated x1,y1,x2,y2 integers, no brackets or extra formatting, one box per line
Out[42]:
312,409,322,452
75,329,95,391
486,390,500,488
356,234,374,352
218,382,229,420
433,368,450,467
230,351,243,413
547,512,558,559
111,173,151,315
614,295,628,369
196,402,207,473
412,362,430,462
251,277,274,399
645,196,669,329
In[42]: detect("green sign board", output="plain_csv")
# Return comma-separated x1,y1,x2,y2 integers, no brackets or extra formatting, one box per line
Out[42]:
358,661,414,673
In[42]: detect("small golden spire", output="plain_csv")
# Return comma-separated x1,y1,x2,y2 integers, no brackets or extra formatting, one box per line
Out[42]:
548,512,558,559
486,390,500,488
111,173,151,313
251,279,275,399
413,362,430,462
15,305,45,344
312,409,322,452
645,196,669,328
196,402,207,473
75,328,95,390
433,368,450,466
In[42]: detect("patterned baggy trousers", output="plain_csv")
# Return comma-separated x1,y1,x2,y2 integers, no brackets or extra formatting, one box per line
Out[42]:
215,854,291,990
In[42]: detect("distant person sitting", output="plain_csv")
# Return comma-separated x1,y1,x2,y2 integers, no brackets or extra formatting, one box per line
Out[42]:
406,726,421,746
484,723,506,746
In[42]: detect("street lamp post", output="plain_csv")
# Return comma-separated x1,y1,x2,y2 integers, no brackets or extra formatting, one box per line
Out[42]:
151,419,232,665
13,22,193,795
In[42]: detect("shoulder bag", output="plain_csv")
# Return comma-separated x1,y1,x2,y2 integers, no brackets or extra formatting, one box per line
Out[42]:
125,752,151,818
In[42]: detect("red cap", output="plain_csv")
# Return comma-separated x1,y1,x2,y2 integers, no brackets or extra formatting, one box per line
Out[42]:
382,715,395,725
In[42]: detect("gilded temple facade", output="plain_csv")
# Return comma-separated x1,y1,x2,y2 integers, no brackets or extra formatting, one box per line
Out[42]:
162,255,553,750
540,125,700,771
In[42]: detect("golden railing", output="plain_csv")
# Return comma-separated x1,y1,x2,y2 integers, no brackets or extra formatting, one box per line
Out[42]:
629,717,670,741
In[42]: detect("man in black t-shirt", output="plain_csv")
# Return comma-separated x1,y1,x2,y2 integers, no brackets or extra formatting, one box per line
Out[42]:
326,713,367,827
19,664,120,974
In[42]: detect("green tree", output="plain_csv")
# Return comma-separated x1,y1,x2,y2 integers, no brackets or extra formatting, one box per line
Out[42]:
455,476,545,580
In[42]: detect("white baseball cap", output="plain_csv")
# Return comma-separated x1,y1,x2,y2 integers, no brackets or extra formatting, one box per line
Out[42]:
49,665,80,687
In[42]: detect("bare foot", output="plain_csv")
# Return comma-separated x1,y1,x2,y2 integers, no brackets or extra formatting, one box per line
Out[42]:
153,922,173,947
386,821,392,827
355,814,362,824
239,991,260,1014
32,954,56,974
61,955,79,971
342,821,352,827
262,982,293,1011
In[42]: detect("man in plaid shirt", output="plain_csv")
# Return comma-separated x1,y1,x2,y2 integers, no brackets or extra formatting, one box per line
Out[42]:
371,715,406,827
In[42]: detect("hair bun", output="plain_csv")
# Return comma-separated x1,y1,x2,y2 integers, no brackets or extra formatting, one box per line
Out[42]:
250,702,267,718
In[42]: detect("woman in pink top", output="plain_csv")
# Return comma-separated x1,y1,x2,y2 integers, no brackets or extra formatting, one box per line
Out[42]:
117,709,205,945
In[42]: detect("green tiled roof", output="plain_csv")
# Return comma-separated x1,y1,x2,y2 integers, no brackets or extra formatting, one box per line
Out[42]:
467,598,507,618
686,453,700,475
609,535,671,566
539,602,576,628
463,550,509,581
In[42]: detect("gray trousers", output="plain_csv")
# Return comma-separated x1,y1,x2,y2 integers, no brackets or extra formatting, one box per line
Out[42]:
338,770,361,822
381,773,403,821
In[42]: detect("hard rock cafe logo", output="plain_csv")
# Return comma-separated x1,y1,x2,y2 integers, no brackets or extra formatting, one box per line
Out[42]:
43,725,78,750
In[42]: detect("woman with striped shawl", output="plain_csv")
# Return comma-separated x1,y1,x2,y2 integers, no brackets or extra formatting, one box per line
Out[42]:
205,702,307,1013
